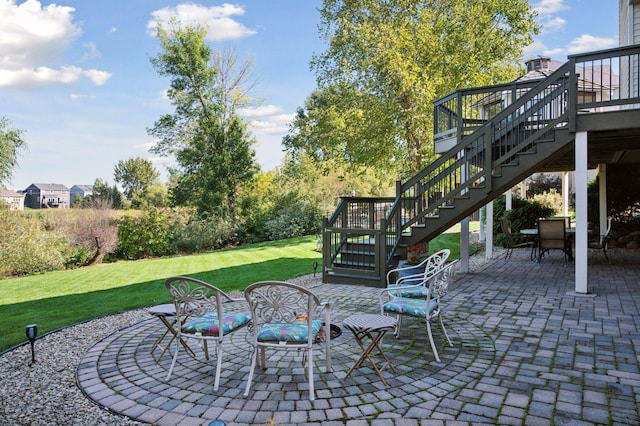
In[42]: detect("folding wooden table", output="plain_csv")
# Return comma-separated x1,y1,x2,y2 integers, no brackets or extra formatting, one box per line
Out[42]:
343,313,397,386
148,303,195,360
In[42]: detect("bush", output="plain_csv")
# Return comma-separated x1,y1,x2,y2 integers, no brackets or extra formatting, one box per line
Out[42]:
532,189,563,213
170,216,235,254
265,203,323,241
492,195,555,247
0,211,67,276
116,208,170,259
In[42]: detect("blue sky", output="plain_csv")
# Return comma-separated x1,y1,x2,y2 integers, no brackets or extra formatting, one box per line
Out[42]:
1,0,619,190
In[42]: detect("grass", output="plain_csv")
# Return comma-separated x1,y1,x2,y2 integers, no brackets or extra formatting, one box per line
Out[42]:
0,224,478,352
0,236,321,352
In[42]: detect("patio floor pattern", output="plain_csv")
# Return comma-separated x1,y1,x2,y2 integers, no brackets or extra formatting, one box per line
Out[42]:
77,250,640,425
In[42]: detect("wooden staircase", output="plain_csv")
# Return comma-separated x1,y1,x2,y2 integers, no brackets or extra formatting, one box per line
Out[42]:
322,45,638,287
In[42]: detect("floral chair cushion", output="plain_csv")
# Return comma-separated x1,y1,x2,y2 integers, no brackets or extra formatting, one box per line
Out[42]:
257,319,323,343
388,283,433,299
383,297,438,319
182,312,251,336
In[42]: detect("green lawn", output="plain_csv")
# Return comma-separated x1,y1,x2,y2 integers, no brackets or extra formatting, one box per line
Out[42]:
0,236,322,352
0,224,478,352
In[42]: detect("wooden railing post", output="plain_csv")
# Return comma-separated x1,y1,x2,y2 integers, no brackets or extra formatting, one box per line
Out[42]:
379,218,387,284
484,127,492,194
568,56,577,133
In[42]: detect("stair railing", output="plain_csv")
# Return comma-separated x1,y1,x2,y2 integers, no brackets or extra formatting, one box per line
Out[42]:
384,61,573,263
324,196,395,279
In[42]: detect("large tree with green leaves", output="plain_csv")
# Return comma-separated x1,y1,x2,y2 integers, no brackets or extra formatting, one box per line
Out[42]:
114,157,160,208
148,22,258,218
287,0,539,176
0,117,27,189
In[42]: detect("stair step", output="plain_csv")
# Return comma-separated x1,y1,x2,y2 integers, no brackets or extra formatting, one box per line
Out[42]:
331,260,375,269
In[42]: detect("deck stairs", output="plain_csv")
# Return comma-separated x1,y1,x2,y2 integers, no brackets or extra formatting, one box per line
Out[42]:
322,44,640,287
322,61,574,287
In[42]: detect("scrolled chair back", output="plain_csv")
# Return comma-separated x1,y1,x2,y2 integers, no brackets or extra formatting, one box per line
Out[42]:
244,281,322,333
428,259,459,300
166,276,225,320
423,249,450,279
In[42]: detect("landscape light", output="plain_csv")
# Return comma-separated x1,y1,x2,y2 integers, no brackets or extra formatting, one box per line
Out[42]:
25,324,37,365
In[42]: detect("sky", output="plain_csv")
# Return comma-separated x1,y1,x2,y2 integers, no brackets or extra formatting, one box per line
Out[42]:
1,0,620,190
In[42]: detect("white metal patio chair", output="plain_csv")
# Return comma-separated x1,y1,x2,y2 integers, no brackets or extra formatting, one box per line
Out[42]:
243,281,332,401
385,248,450,298
164,276,251,391
380,260,459,362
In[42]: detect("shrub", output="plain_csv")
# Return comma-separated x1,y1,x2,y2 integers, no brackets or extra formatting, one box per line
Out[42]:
0,210,67,276
265,203,323,240
116,208,170,259
492,195,555,247
170,216,235,254
49,207,120,266
532,189,563,213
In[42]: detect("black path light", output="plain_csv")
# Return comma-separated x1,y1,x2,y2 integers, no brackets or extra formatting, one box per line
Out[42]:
313,261,318,277
25,324,37,365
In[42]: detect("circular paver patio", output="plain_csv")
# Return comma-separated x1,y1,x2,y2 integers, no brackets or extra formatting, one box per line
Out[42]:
77,283,496,425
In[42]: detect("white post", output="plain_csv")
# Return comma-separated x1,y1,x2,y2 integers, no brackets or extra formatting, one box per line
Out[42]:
506,189,512,211
485,201,494,260
598,164,607,234
574,131,589,294
562,172,570,218
460,217,469,273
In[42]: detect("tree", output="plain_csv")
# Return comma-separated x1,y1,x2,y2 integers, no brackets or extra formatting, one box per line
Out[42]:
0,117,27,189
148,22,258,218
87,178,124,209
290,0,538,175
114,157,160,208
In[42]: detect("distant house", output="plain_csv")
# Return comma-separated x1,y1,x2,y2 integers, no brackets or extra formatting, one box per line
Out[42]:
23,183,70,209
70,184,94,205
0,190,25,210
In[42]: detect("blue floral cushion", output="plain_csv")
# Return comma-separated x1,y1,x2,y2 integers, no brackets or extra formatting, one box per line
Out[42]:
383,297,438,319
388,283,432,298
257,319,323,343
181,312,251,336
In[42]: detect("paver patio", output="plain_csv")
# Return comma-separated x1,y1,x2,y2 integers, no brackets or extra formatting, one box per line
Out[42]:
77,250,640,425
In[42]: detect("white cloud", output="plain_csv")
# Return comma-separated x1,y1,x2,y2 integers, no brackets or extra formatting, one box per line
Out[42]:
0,0,111,88
540,16,566,33
70,93,96,100
533,0,568,16
239,104,294,136
239,105,283,118
542,47,565,57
81,42,101,61
83,69,112,85
147,3,257,41
523,40,548,59
567,34,617,54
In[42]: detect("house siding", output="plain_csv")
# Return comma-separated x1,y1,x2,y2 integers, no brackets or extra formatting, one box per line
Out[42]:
24,184,70,209
620,0,640,102
0,190,25,210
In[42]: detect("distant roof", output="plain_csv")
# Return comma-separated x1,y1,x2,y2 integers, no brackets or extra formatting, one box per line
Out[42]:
71,185,94,191
515,57,564,82
26,183,70,191
516,57,618,87
1,190,23,197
